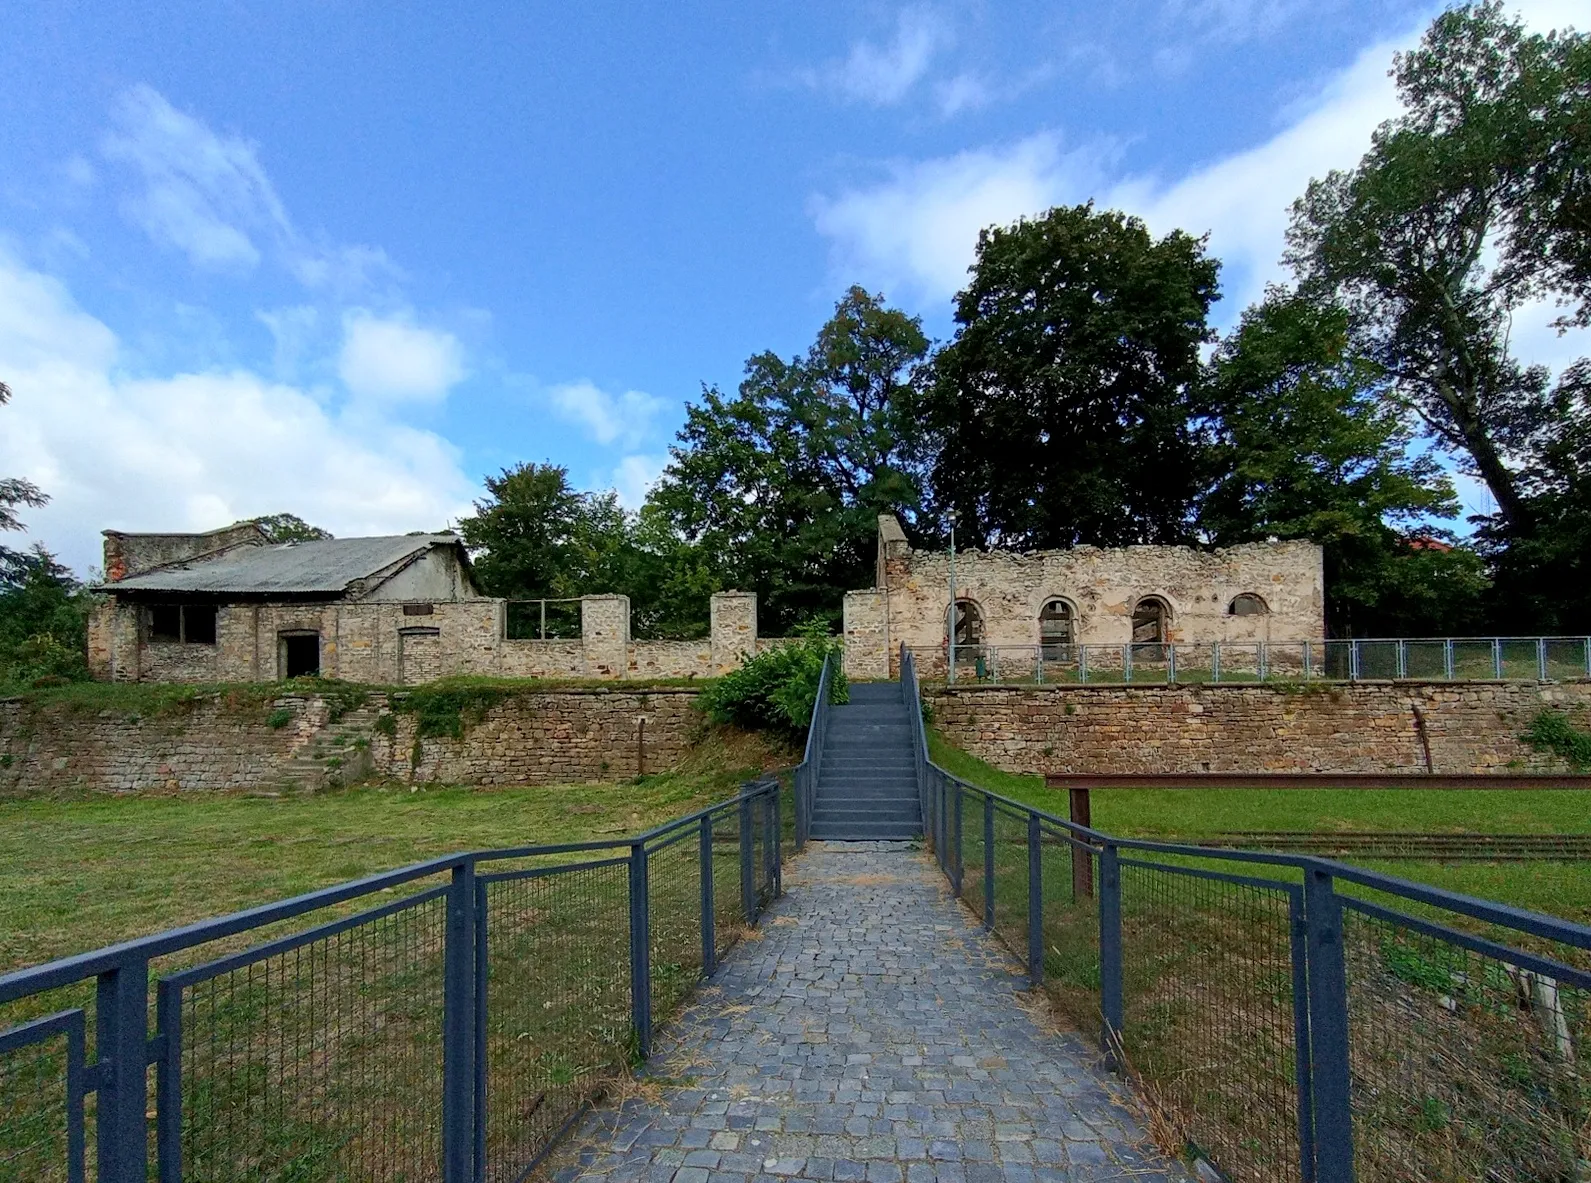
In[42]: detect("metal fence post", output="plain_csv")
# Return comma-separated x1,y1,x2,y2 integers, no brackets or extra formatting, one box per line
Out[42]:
1099,843,1123,1056
739,795,756,926
1123,643,1132,684
983,794,995,930
1027,812,1043,986
1079,644,1089,684
442,858,477,1183
1538,637,1549,681
1396,640,1407,680
700,814,716,976
1304,867,1355,1183
1213,641,1222,684
1493,637,1503,679
767,787,780,900
1288,892,1318,1183
1350,640,1360,682
1444,639,1454,681
1260,642,1269,682
629,841,653,1060
96,957,150,1182
1302,640,1312,681
1167,643,1177,684
951,781,964,896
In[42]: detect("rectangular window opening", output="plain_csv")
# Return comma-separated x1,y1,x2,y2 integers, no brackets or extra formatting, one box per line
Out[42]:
183,605,218,645
402,603,435,616
149,605,181,642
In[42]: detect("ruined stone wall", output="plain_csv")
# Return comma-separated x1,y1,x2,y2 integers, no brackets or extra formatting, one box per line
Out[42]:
843,589,889,680
93,591,761,685
889,539,1323,653
926,681,1591,776
0,694,331,794
380,689,703,786
0,687,707,794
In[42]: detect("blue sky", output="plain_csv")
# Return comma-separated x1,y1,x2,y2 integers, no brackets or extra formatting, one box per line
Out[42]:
1,0,1584,575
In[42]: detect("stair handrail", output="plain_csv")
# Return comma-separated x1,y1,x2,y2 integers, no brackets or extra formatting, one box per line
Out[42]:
900,643,931,841
794,652,834,850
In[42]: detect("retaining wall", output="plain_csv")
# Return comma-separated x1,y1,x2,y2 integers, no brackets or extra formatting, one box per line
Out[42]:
925,680,1591,776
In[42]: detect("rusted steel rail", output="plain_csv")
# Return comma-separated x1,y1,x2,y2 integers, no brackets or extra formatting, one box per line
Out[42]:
1194,831,1591,860
1044,773,1591,790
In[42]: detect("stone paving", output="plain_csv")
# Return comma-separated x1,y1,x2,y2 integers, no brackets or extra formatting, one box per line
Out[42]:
548,842,1188,1183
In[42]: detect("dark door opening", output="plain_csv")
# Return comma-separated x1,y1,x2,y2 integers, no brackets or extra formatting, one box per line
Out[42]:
283,634,320,678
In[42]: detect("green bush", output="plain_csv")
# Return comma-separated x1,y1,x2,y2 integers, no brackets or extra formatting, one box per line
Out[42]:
698,625,846,741
1522,710,1591,771
266,708,293,729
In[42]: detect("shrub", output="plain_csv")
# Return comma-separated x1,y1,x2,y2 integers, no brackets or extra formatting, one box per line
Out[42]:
698,625,846,741
266,708,293,729
1522,710,1591,771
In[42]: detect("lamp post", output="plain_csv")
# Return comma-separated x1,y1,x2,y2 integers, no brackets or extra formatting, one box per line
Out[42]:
948,510,959,686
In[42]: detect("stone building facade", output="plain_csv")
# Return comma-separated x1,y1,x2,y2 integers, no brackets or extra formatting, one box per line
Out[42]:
89,524,766,685
843,515,1325,679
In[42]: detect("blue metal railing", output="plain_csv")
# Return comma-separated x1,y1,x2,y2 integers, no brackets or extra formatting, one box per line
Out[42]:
0,779,785,1182
901,644,1591,1182
793,653,834,851
911,635,1591,685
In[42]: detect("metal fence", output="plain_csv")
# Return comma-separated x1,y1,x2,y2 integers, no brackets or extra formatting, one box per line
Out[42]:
903,645,1591,1182
0,779,784,1182
792,653,835,851
912,636,1591,685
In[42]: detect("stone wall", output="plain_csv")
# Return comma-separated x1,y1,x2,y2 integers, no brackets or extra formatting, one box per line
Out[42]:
927,681,1591,776
0,686,708,794
849,514,1326,679
0,693,330,794
381,689,703,786
92,590,767,686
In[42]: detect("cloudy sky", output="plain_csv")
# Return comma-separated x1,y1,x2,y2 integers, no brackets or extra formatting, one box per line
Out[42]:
1,1,1584,574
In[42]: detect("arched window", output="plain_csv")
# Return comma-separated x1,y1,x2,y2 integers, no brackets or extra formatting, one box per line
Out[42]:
1039,598,1075,646
1228,593,1269,617
1131,597,1169,645
945,599,984,647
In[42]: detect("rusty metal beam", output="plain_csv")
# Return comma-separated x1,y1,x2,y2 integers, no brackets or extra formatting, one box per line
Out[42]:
1043,773,1591,790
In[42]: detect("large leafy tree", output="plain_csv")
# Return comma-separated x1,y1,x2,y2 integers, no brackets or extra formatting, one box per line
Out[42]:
921,203,1220,549
0,382,47,579
252,514,333,543
1199,292,1487,634
647,287,929,632
1285,2,1589,535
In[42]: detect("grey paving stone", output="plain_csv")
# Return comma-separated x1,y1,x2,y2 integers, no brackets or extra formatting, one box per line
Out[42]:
536,844,1188,1183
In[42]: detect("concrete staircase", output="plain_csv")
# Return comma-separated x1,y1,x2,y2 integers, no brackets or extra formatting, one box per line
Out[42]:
809,682,922,841
277,705,380,792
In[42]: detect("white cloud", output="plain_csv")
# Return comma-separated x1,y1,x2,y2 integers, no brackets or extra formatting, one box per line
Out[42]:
607,455,667,509
812,1,1588,319
548,380,666,449
0,254,476,575
1159,0,1310,45
935,73,990,117
102,84,289,270
337,310,466,403
811,132,1107,301
804,8,948,106
102,84,399,294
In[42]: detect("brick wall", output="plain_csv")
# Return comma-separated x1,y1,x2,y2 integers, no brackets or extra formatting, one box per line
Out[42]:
926,681,1591,776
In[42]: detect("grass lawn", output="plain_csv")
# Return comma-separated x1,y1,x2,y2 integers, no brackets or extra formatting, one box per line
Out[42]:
0,733,786,976
929,730,1591,923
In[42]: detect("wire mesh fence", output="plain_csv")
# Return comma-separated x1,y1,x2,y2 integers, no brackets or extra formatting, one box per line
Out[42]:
478,857,632,1183
909,636,1591,686
1341,898,1591,1181
0,779,786,1183
898,642,1591,1183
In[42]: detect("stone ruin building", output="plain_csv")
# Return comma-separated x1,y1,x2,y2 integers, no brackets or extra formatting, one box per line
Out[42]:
88,522,763,684
841,515,1324,679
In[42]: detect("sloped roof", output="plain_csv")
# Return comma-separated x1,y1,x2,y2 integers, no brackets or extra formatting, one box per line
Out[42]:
101,535,463,596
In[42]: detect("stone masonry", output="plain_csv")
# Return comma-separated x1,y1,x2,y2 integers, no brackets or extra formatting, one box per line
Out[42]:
547,842,1186,1183
926,680,1591,776
0,687,707,795
844,515,1324,680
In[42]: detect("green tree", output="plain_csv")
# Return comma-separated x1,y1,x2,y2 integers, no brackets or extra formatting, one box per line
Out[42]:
648,287,929,632
252,514,333,543
458,462,591,601
1200,292,1486,634
921,202,1220,549
1285,2,1589,535
0,548,90,686
0,381,47,573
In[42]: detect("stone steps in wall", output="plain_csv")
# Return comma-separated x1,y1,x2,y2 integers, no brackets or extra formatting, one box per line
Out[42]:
276,706,381,792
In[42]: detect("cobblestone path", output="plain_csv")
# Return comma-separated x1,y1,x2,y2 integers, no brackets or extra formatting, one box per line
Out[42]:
548,842,1187,1183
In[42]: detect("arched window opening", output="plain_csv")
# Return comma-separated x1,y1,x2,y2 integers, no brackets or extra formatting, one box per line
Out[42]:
1131,597,1169,645
945,599,984,648
1229,593,1269,617
1039,598,1075,647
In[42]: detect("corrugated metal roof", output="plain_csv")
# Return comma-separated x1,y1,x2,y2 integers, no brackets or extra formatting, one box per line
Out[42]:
100,535,463,595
